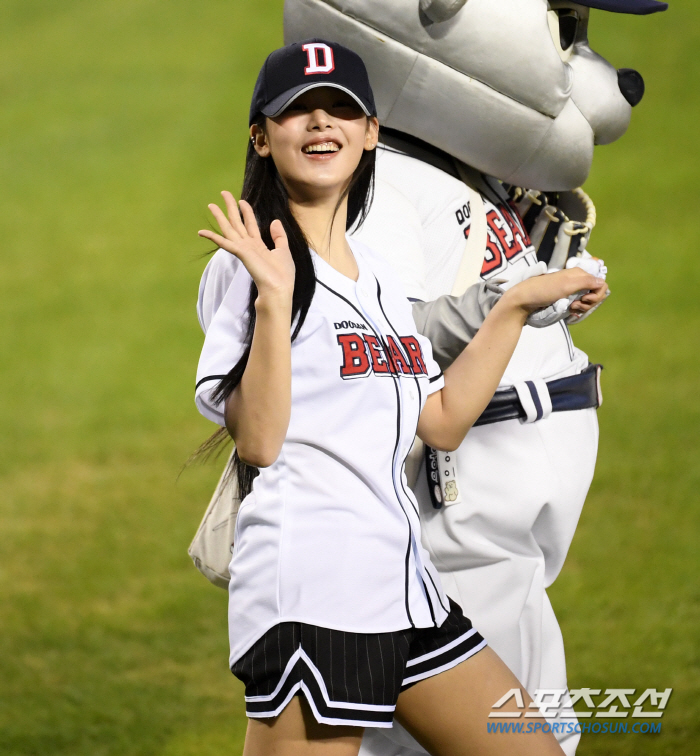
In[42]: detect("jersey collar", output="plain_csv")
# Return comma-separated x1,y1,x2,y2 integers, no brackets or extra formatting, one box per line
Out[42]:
311,238,370,299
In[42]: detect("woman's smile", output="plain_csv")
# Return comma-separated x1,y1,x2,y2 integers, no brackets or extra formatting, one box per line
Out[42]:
302,138,342,157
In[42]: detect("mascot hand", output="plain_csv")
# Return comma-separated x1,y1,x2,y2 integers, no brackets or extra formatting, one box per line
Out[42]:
566,252,607,279
493,262,569,328
494,260,608,328
493,261,549,291
564,253,610,324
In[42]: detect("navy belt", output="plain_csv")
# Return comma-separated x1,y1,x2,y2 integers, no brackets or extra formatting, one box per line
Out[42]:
474,363,603,427
424,364,603,509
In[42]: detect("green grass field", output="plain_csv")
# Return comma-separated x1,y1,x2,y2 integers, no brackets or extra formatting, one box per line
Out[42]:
0,1,697,754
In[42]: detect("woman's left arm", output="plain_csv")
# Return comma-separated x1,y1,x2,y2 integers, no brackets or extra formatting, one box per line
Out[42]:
417,268,606,451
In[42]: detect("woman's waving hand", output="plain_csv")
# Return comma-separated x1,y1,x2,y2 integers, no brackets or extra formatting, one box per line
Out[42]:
199,191,296,302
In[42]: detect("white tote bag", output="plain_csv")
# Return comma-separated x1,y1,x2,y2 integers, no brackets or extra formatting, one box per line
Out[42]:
188,453,240,589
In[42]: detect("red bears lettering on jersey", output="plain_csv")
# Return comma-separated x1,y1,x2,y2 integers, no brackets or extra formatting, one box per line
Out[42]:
337,333,371,378
481,210,505,277
502,206,530,255
481,202,532,277
399,336,428,375
386,335,412,375
364,334,391,374
336,333,429,379
488,209,515,259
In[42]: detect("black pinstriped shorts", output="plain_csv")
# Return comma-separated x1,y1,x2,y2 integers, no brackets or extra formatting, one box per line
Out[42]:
231,598,486,727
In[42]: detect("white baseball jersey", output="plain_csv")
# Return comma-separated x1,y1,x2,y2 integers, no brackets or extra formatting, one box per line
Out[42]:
353,145,590,387
195,238,449,666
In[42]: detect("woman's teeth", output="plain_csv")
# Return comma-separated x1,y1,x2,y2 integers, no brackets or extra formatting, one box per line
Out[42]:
303,142,340,153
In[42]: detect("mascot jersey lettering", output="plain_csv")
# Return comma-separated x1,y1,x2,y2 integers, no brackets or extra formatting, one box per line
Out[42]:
353,146,590,387
195,238,449,667
457,196,531,278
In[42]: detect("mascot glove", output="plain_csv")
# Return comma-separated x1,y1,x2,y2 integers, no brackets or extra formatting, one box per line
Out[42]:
564,254,609,325
492,262,571,328
565,252,607,279
492,260,548,292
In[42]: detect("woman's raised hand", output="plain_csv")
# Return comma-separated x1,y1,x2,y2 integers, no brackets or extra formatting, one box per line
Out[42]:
199,192,295,303
503,267,607,317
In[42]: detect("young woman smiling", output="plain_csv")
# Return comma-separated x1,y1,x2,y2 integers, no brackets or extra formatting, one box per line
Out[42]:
194,40,606,756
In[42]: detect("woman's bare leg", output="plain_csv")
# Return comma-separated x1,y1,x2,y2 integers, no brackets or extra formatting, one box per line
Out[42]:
395,647,565,756
242,695,364,756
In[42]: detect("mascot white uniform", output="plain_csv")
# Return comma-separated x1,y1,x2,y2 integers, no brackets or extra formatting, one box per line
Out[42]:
283,1,668,754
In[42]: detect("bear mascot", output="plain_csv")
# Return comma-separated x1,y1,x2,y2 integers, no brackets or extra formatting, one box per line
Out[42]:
281,1,668,754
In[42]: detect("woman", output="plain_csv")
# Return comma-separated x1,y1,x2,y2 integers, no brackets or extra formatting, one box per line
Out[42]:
195,40,603,756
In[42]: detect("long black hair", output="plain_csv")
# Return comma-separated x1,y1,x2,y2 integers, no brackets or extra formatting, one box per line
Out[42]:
197,116,376,498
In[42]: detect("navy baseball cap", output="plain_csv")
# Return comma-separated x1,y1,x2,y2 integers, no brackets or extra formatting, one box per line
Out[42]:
574,0,668,13
249,39,377,125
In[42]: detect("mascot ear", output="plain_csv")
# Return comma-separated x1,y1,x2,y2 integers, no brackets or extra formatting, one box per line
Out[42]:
419,0,469,24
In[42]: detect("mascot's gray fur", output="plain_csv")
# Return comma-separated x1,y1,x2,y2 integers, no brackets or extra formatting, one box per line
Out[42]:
282,2,667,755
285,0,661,189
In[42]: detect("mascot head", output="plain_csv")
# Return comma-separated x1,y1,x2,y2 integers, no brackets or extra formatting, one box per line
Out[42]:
284,0,667,190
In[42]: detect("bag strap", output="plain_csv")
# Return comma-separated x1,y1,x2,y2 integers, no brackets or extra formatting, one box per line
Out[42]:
452,161,488,296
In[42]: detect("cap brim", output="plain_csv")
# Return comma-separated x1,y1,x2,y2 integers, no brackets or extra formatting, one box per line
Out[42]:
261,82,373,119
574,0,668,14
